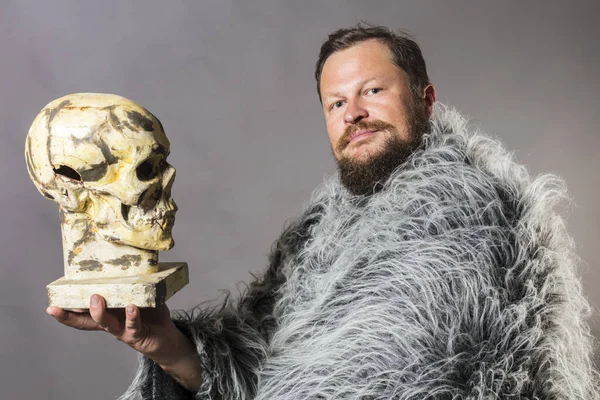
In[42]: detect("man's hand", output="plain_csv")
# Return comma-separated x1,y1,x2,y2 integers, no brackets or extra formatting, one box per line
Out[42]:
47,295,202,392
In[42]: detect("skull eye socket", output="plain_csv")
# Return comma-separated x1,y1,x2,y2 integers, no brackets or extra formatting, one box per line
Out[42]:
53,165,82,181
136,157,162,181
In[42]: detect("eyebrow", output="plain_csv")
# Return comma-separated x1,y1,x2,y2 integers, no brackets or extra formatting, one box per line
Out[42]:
322,76,380,100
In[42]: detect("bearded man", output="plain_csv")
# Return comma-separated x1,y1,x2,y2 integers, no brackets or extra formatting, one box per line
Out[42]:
48,25,599,399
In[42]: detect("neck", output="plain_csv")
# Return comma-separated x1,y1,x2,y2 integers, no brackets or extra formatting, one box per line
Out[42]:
59,210,159,280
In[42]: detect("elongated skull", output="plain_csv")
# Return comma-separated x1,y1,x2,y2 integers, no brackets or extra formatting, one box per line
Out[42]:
25,93,177,251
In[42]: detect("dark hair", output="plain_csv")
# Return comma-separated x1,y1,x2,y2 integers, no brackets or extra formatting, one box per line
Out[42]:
315,24,430,102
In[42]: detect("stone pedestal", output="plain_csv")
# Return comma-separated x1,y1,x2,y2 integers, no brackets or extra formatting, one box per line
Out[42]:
47,262,189,309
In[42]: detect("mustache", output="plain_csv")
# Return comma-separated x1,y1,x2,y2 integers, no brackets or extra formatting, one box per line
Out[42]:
336,120,397,153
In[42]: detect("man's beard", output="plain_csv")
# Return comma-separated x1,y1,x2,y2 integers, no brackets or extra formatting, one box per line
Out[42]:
336,101,430,196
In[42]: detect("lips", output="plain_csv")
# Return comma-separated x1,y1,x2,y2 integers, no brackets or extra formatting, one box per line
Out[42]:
161,213,176,229
349,129,377,143
151,210,176,232
162,216,175,231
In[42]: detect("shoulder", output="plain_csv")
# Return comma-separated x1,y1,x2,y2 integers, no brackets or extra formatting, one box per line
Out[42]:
377,105,567,234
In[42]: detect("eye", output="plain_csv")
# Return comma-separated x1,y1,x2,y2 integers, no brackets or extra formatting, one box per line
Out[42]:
53,165,82,181
136,157,161,181
366,88,382,95
330,100,345,111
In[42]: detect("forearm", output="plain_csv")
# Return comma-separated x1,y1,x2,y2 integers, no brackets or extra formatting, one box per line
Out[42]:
153,328,203,393
159,357,202,393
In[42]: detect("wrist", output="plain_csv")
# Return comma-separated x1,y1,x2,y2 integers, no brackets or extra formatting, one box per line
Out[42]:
154,326,202,392
153,325,196,368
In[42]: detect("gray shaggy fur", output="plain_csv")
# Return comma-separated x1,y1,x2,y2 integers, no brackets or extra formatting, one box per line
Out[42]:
120,105,599,399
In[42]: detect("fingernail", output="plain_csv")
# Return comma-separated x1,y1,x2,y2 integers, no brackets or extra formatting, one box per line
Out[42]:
126,305,134,314
91,295,99,307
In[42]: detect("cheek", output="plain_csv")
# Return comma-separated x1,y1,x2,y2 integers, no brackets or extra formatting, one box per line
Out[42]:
325,118,342,146
371,92,409,118
369,100,397,121
375,106,411,134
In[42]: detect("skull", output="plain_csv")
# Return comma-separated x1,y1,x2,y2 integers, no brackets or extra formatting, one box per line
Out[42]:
25,93,177,251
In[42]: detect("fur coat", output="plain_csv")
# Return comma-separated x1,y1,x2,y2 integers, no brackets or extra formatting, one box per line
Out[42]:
120,106,599,399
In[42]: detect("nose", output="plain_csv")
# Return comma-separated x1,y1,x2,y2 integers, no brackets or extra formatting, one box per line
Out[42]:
344,98,368,124
161,164,176,192
162,164,178,212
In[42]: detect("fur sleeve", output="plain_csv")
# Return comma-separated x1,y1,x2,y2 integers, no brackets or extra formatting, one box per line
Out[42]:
119,205,322,400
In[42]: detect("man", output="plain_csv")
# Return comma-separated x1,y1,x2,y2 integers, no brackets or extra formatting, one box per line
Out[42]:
48,25,599,399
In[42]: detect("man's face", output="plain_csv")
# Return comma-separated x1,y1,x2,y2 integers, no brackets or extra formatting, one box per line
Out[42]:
320,39,433,195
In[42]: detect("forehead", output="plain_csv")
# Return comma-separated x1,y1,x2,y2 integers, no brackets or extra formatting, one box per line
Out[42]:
320,39,405,94
43,105,170,173
42,95,170,148
103,106,170,164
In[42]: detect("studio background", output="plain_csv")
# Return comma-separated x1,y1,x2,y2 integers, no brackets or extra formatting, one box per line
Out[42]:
1,1,598,398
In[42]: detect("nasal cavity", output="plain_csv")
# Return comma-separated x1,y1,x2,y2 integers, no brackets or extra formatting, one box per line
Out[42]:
121,204,131,221
137,185,161,212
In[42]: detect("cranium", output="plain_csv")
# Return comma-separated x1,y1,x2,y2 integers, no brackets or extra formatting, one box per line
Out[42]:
25,93,178,277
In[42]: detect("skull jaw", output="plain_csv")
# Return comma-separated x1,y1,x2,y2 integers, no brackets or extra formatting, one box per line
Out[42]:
96,221,176,252
87,192,177,251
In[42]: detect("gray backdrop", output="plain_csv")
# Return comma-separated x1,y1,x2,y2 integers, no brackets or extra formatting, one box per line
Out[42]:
1,1,598,398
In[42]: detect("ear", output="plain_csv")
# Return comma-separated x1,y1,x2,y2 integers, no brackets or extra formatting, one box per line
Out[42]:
422,84,436,117
56,186,90,212
40,179,90,212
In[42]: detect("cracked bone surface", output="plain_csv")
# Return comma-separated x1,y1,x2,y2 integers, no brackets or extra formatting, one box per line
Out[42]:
25,93,188,308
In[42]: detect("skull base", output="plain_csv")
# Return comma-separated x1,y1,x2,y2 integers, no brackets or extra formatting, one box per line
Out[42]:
47,262,189,309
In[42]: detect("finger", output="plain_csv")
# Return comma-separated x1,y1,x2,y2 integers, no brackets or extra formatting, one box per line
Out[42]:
139,303,171,324
46,306,102,331
122,304,143,344
89,295,122,336
156,304,172,321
